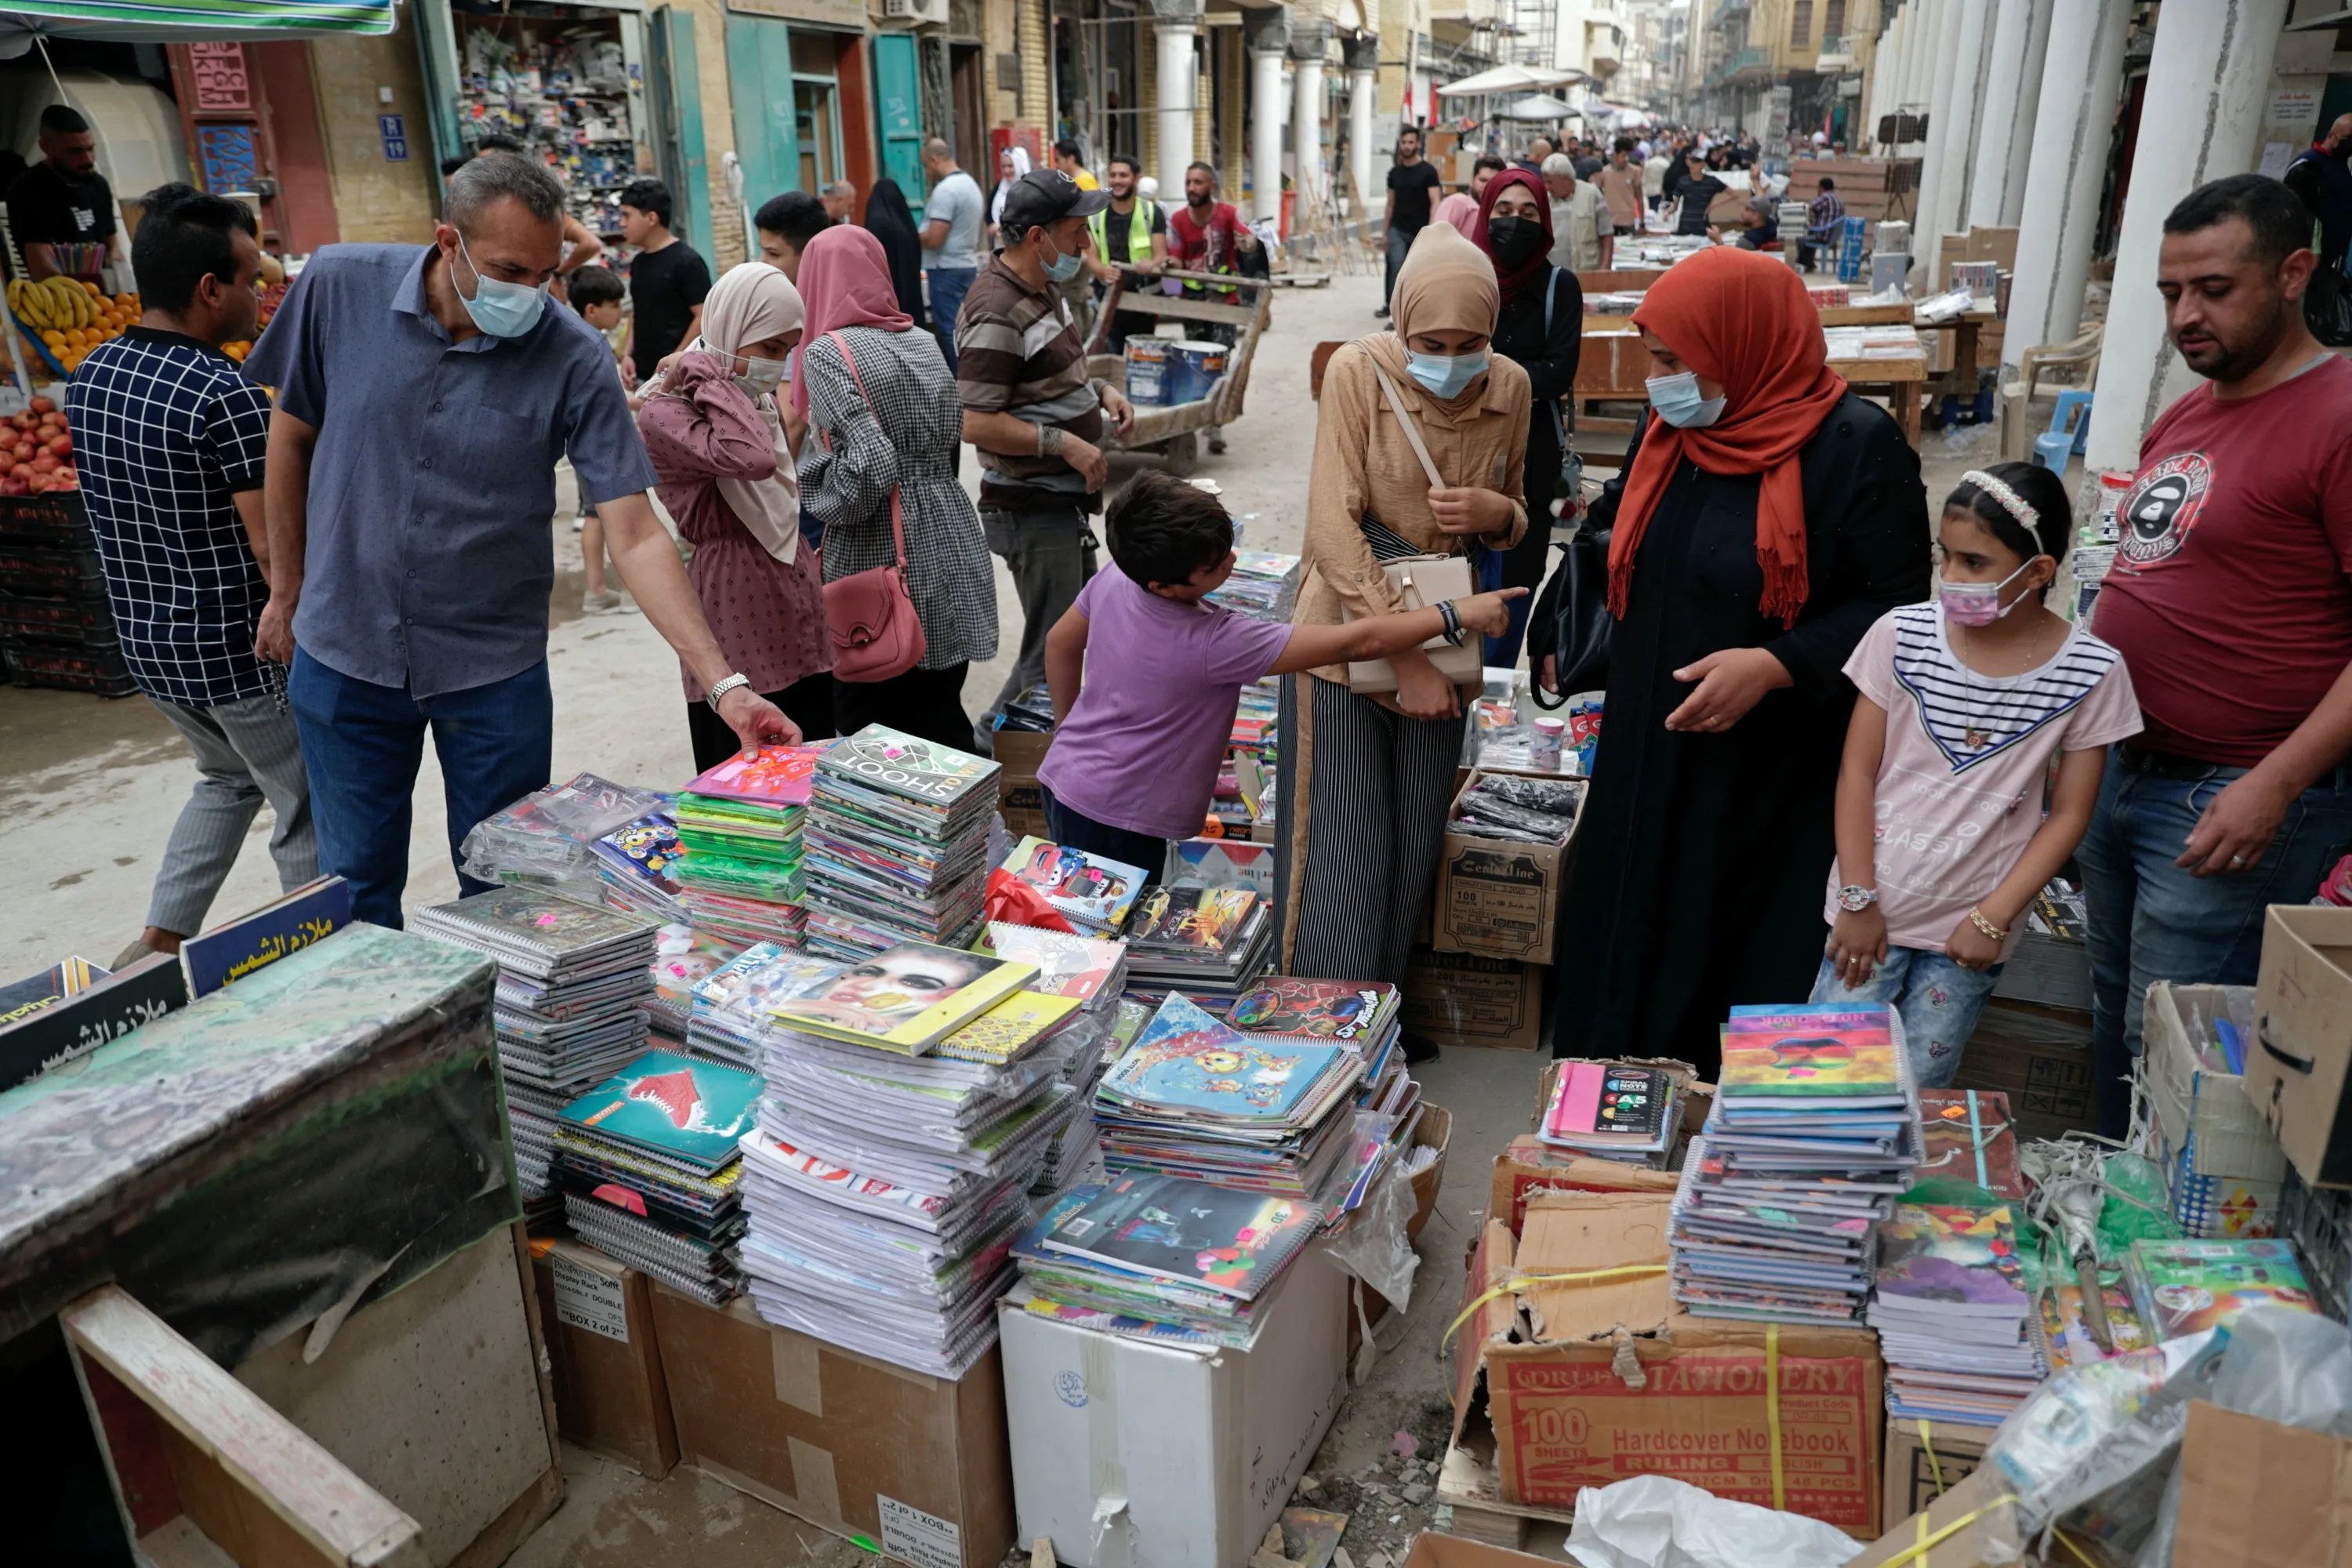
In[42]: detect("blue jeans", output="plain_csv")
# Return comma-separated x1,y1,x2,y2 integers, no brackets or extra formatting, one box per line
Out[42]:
289,648,554,929
1808,947,2002,1091
1384,224,1414,310
927,265,975,375
2076,748,2352,1138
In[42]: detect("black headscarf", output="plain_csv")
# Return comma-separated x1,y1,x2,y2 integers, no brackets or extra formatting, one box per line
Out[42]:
862,177,929,331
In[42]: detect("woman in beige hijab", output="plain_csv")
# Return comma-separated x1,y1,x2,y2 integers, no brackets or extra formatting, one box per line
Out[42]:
1283,224,1530,1047
640,262,835,768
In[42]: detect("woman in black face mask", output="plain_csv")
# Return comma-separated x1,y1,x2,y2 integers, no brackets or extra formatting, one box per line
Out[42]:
1468,168,1583,664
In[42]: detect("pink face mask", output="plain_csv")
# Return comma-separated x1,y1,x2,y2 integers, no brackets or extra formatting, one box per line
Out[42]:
1940,560,2038,626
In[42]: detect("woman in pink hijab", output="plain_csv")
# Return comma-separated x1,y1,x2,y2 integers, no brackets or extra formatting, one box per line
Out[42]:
1435,191,1480,235
639,261,834,766
796,225,996,750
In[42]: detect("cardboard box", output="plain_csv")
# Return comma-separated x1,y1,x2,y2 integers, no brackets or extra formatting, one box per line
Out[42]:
650,1286,1014,1568
1847,1467,2030,1568
1952,998,2096,1142
1450,1191,1884,1540
1430,771,1577,965
531,1240,678,1478
998,1244,1347,1568
2143,982,2283,1183
1487,1136,1681,1236
993,730,1054,840
2172,1399,2352,1567
2251,905,2352,1187
1991,927,2092,1011
1881,1417,1987,1530
1403,946,1544,1051
999,781,1048,842
1399,1530,1557,1568
1408,1103,1452,1243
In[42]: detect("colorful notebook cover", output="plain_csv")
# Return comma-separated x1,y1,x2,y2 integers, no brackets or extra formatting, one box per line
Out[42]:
821,725,998,808
683,745,823,806
931,991,1083,1064
559,1049,762,1172
1127,887,1259,953
1101,994,1350,1122
1918,1089,2026,1198
764,940,1035,1051
1226,978,1396,1042
1003,836,1148,928
180,877,354,996
0,956,104,1029
596,815,685,894
1040,1172,1318,1299
985,924,1124,1004
2039,1279,2151,1370
652,927,743,1015
1718,1005,1900,1097
1163,837,1278,899
1874,1204,2030,1316
1542,1063,1671,1143
693,942,842,1017
2126,1237,2317,1341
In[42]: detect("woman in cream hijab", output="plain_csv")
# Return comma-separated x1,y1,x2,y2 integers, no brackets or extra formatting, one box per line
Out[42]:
639,261,836,767
1281,224,1531,1048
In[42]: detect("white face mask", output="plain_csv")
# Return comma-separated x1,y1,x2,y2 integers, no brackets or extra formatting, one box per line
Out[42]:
735,354,789,395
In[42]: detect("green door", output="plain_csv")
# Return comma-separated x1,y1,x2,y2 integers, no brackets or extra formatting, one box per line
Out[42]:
648,7,713,259
873,32,925,208
727,14,800,207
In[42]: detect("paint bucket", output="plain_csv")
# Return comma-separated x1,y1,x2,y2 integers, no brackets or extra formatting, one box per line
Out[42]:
1123,339,1171,407
1167,339,1229,405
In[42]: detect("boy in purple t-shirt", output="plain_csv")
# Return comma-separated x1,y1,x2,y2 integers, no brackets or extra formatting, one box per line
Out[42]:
1036,472,1523,874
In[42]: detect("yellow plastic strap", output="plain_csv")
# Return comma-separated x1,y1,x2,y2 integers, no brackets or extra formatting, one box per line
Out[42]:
1437,1264,1671,1352
1766,1323,1786,1512
1871,1499,2016,1568
2054,1530,2101,1568
1920,1417,1946,1497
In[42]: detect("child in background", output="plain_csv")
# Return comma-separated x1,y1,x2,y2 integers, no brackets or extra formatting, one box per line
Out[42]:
1816,463,2141,1088
567,265,630,613
1037,470,1526,878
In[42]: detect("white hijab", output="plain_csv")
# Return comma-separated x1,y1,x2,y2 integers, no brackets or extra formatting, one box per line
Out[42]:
674,262,804,564
991,145,1033,223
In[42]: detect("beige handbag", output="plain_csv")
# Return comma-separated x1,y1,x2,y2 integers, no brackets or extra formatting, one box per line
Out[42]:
1345,361,1483,693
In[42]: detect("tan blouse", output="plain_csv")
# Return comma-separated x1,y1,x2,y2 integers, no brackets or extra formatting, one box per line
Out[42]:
1295,339,1532,688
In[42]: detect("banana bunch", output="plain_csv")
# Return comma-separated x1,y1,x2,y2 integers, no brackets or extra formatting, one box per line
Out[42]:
8,275,96,328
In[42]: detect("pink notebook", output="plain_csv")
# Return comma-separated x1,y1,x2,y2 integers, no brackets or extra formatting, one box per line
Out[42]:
1545,1062,1607,1140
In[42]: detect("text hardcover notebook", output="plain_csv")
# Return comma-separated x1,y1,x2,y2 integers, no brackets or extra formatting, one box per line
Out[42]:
180,876,354,996
820,725,999,809
763,939,1034,1052
1541,1062,1672,1148
1100,993,1350,1123
0,951,190,1092
558,1049,763,1172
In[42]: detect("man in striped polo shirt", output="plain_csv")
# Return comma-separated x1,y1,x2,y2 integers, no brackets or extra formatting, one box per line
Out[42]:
957,167,1136,749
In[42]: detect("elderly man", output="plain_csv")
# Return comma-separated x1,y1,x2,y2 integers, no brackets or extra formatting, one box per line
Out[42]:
820,180,857,223
244,153,794,929
1544,153,1611,273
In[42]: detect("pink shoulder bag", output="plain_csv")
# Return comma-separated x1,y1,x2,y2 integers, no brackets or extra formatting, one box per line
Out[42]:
818,330,928,683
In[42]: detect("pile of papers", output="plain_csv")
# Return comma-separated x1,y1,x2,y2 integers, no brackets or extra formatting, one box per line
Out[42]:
804,725,1000,958
1868,1203,2046,1425
1121,887,1275,1008
554,1049,760,1304
1000,836,1147,934
412,888,659,1209
674,746,821,949
1668,1003,1921,1325
1094,994,1361,1200
1541,1061,1685,1164
1010,1169,1323,1348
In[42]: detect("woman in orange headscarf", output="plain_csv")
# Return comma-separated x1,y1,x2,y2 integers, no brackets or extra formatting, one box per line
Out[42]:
1534,246,1929,1074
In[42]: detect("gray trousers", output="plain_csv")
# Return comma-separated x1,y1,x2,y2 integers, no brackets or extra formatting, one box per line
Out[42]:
147,688,318,936
1293,676,1466,987
978,501,1097,746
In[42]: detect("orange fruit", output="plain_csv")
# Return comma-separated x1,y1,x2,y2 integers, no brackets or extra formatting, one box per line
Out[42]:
80,280,100,296
39,329,61,347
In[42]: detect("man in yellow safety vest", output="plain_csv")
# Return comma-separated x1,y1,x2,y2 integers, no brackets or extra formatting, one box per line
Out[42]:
1084,153,1169,350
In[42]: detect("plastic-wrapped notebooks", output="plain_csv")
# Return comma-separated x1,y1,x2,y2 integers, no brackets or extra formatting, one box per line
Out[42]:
674,746,823,948
803,726,1001,958
1120,887,1276,1009
1868,1203,2046,1425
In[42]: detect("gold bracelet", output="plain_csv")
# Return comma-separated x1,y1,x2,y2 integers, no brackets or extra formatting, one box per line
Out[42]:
1968,906,2009,942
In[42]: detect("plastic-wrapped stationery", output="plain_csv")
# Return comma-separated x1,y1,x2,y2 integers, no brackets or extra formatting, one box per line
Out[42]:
460,772,670,901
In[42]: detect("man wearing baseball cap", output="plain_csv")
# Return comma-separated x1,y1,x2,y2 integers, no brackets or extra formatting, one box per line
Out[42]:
958,167,1137,749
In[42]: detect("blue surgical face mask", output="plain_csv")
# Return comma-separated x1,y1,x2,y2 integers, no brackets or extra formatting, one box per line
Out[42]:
1040,230,1085,285
1646,369,1726,428
455,231,550,338
1407,349,1489,399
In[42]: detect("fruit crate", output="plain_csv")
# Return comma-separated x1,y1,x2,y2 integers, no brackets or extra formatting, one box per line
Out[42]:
0,592,117,647
3,637,137,697
0,538,107,600
0,490,89,546
2283,1166,2352,1323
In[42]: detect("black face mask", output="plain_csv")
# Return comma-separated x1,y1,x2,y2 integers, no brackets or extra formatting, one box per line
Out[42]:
1486,215,1545,269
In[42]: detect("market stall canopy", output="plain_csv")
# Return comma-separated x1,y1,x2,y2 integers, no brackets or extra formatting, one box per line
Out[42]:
0,0,395,56
1499,93,1578,122
1437,64,1584,97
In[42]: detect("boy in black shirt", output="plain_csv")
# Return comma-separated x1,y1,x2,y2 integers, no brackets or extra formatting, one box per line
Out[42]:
1381,127,1443,318
7,104,120,281
617,176,710,383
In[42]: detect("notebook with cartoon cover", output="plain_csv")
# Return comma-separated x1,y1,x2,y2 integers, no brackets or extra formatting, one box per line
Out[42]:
1099,993,1352,1124
764,940,1035,1052
1002,836,1149,930
1037,1172,1319,1300
1225,978,1396,1042
558,1049,763,1173
1127,887,1259,954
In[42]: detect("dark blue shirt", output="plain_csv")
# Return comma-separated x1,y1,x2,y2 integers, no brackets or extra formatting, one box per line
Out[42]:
69,327,274,707
241,243,657,699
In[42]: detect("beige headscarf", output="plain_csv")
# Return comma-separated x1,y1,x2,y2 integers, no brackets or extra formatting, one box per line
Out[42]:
1366,222,1501,399
677,261,804,564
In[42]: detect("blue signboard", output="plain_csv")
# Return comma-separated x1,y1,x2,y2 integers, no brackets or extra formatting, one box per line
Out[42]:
379,114,409,162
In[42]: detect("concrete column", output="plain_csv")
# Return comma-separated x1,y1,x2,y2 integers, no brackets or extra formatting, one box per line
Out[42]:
2002,0,2131,376
1292,22,1330,209
2085,0,2291,473
1998,0,2055,225
1926,0,1994,263
1345,33,1379,221
1910,0,1969,270
1246,8,1290,225
1966,0,2051,228
1150,0,1203,204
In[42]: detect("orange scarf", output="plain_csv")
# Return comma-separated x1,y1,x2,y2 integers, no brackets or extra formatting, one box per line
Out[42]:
1607,248,1848,627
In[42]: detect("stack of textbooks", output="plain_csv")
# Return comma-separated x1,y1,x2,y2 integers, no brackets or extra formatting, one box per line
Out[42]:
1009,1170,1322,1348
554,1049,760,1303
1540,1061,1684,1164
1000,836,1148,934
685,940,838,1070
1867,1203,2046,1425
593,812,687,926
674,746,822,949
1121,887,1275,1008
1094,994,1362,1202
803,726,1000,958
1667,1004,1921,1325
412,889,661,1210
2123,1237,2317,1341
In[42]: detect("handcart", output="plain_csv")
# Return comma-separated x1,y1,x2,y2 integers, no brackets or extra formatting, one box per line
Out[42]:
1083,264,1272,474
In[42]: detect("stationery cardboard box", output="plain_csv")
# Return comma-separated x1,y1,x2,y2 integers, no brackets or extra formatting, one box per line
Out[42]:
1487,1137,1682,1236
1846,1467,2030,1568
1951,998,2096,1142
2171,1399,2352,1568
649,1286,1014,1568
1880,1417,1987,1530
997,1243,1346,1568
2140,981,2285,1236
1403,946,1543,1051
1399,1530,1557,1568
993,730,1054,841
2250,905,2352,1187
1430,771,1579,965
1450,1191,1885,1541
530,1240,678,1477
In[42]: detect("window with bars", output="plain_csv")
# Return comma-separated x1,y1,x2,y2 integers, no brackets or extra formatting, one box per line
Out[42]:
1791,0,1813,46
1826,0,1846,34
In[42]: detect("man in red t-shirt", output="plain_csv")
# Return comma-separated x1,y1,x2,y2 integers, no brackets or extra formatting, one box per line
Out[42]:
1164,162,1258,452
2078,173,2352,1137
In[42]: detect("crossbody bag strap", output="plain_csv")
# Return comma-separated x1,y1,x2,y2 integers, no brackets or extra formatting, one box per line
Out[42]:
1542,272,1569,449
826,329,909,572
1367,357,1449,492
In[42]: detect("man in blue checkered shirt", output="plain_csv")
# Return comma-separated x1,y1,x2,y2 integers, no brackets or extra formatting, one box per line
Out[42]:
1801,177,1846,272
68,184,316,968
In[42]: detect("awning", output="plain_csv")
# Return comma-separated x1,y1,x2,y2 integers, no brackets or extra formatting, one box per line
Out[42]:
1498,93,1576,121
1437,64,1584,98
0,1,396,55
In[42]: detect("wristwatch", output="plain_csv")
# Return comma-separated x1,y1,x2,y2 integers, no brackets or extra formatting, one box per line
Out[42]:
1835,884,1878,913
705,672,751,713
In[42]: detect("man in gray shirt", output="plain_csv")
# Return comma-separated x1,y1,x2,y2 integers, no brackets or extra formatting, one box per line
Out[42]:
917,137,985,372
245,154,793,929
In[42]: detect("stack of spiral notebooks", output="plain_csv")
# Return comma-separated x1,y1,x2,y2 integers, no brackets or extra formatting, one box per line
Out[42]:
803,726,1000,959
674,745,823,950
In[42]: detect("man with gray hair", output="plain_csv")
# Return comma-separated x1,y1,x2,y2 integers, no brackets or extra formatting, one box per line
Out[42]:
242,151,796,930
1543,151,1611,272
820,179,857,223
916,137,985,372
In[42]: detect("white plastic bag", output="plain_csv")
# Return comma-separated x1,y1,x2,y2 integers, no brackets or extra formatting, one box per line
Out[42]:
1564,1475,1860,1568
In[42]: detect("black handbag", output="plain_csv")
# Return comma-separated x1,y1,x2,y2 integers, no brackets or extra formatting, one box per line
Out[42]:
2309,256,2352,347
1526,523,1613,710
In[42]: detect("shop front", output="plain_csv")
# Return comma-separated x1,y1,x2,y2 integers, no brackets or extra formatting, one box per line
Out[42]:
723,0,878,219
